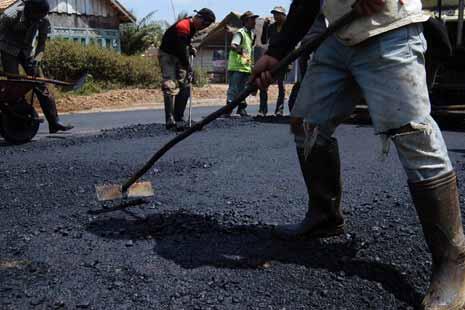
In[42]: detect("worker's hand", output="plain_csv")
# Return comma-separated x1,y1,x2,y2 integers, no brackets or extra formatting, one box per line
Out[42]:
250,54,280,90
189,46,198,57
354,0,385,16
24,57,38,77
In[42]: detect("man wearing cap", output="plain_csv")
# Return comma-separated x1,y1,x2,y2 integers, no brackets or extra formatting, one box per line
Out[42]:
258,6,287,117
252,0,465,308
0,0,73,133
225,11,258,117
159,8,216,131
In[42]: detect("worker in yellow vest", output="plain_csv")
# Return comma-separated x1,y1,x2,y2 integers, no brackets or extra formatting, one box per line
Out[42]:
225,11,258,117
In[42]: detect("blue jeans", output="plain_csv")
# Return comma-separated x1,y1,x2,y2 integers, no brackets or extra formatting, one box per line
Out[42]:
292,24,452,182
227,71,250,110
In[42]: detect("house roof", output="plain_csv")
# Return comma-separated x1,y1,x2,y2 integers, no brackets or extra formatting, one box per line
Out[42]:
0,0,17,12
0,0,136,23
108,0,136,23
196,11,266,49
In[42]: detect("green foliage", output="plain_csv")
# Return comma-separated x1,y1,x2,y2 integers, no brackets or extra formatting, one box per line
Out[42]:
43,40,161,89
120,11,168,56
193,66,209,87
72,75,103,96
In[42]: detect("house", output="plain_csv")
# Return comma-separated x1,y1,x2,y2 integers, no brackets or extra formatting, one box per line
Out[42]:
0,0,135,52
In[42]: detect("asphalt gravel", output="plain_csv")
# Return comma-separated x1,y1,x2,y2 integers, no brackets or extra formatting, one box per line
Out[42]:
0,117,464,309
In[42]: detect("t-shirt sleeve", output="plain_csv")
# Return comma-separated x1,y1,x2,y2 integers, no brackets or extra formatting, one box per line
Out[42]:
175,19,191,38
231,32,242,46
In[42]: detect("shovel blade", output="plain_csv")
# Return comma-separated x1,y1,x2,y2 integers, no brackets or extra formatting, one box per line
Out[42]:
127,181,154,198
95,182,154,201
95,184,123,201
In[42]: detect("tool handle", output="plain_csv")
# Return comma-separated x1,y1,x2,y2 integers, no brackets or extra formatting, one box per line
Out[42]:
122,9,360,193
0,71,74,86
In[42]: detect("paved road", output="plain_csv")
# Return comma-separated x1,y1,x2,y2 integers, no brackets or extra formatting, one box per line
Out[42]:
1,111,464,309
38,104,283,137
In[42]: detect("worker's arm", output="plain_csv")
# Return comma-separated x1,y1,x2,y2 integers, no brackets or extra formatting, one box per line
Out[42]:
260,20,271,45
266,0,320,60
230,32,243,54
34,18,51,61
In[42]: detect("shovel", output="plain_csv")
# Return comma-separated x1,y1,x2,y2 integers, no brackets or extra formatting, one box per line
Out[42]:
95,9,360,202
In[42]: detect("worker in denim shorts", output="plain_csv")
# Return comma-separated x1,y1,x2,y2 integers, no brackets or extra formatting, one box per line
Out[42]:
252,0,465,308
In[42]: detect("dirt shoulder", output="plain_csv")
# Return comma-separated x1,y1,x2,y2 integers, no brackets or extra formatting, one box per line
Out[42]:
55,84,294,114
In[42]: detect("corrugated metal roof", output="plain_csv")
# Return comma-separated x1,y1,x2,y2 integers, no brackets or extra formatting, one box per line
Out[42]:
0,0,17,12
0,0,135,23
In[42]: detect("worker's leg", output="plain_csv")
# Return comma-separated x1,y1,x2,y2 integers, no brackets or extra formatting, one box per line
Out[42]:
159,51,178,129
173,65,191,130
275,35,358,239
259,89,268,116
274,76,286,116
235,72,250,116
352,23,465,309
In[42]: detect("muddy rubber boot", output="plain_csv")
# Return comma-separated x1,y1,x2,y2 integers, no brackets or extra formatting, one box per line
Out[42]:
35,87,73,134
164,95,176,130
274,139,345,239
409,171,465,310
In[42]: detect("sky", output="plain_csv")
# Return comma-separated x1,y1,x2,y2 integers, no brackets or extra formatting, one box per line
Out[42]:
119,0,292,23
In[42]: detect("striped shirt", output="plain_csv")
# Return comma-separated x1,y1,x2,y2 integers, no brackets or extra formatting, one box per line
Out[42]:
0,2,51,57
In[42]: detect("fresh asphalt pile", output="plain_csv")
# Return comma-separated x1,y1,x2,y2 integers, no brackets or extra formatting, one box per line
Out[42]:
0,117,464,309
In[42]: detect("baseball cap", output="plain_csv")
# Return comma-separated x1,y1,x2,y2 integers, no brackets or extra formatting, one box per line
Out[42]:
194,8,216,24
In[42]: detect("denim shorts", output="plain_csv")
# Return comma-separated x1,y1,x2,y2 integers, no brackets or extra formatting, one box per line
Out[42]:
292,23,431,135
292,23,453,181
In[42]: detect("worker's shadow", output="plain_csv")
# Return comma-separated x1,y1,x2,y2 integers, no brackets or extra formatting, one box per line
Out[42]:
86,210,423,307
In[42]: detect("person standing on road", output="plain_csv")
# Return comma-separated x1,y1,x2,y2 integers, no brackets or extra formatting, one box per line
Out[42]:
252,0,465,309
0,0,73,134
159,8,216,131
225,11,259,117
258,6,287,117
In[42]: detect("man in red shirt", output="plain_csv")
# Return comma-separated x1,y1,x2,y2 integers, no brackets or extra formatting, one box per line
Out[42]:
159,8,216,131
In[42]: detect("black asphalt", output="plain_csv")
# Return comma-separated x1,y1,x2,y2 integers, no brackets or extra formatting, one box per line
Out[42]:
0,111,464,309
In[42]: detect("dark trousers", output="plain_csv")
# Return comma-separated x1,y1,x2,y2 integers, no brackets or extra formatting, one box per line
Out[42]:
1,52,60,127
259,76,286,115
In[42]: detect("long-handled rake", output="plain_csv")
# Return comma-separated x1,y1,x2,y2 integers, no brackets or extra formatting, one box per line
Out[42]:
95,10,360,202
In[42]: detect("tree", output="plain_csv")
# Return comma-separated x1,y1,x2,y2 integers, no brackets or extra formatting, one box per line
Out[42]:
120,11,168,56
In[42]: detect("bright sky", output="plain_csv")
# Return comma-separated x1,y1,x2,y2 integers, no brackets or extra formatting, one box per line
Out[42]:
119,0,292,23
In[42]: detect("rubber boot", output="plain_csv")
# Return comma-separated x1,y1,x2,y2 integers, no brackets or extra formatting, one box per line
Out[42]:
409,171,465,310
174,87,190,131
274,139,345,239
236,102,248,117
164,94,176,130
34,87,73,134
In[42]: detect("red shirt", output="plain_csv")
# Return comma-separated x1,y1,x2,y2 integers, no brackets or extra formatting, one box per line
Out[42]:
160,18,196,68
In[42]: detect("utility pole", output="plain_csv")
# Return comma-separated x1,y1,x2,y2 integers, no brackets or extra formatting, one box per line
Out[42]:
169,0,177,22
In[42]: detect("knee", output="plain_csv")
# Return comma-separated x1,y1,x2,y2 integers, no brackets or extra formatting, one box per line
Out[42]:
386,119,453,181
293,119,333,151
162,80,178,96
